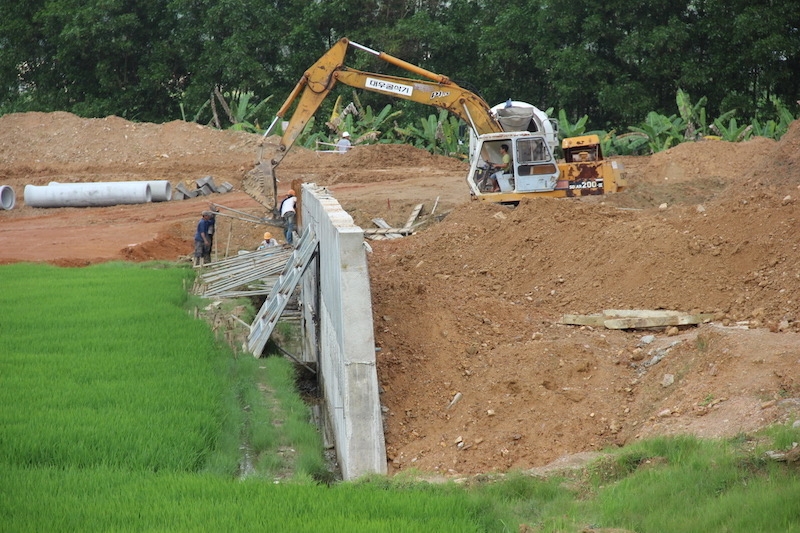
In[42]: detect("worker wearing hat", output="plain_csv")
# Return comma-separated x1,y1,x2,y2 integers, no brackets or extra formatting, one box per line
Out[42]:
193,210,213,267
279,189,297,245
336,131,351,153
257,231,278,250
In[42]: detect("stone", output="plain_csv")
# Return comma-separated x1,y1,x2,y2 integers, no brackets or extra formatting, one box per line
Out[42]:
661,374,675,387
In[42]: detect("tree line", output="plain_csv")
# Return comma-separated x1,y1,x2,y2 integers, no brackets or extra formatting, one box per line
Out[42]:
1,0,798,135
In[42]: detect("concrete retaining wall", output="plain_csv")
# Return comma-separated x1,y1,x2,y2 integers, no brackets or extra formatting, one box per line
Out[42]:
299,184,386,480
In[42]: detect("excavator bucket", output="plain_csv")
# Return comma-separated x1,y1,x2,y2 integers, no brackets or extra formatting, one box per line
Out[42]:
242,159,278,213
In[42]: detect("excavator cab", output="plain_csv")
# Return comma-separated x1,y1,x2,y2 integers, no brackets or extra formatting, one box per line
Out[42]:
468,132,560,198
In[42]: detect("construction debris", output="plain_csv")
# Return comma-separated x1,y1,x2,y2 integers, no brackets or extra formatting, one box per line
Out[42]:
173,175,234,200
559,309,714,330
365,203,426,240
194,246,294,298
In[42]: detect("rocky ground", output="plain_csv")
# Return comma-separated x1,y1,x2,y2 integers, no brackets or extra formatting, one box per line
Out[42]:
1,111,798,477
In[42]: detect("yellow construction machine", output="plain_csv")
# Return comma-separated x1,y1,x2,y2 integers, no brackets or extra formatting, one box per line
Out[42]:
254,38,626,211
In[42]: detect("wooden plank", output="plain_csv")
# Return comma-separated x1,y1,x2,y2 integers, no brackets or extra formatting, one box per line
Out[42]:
371,218,402,239
403,204,424,229
559,314,606,327
363,227,413,235
603,309,684,318
603,313,714,330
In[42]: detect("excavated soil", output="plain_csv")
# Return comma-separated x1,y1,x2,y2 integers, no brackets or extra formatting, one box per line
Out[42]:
1,111,799,477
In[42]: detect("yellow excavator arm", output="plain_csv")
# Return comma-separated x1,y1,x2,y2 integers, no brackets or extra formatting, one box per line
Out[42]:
262,38,502,170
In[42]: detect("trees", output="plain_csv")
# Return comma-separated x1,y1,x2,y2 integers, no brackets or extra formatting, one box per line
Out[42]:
0,0,797,130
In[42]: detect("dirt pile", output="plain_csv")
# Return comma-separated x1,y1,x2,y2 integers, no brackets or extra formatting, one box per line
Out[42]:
0,111,798,477
368,122,800,475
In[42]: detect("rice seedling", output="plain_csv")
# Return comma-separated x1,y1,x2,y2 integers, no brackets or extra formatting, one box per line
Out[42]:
2,262,799,532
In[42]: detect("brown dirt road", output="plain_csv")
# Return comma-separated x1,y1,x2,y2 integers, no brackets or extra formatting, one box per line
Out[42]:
1,111,799,476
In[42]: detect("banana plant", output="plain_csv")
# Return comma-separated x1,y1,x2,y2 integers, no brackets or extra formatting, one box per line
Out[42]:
676,88,709,139
772,96,796,140
410,112,441,152
750,117,778,139
627,111,686,153
711,117,751,142
439,114,468,157
220,89,273,133
557,109,588,139
180,99,210,123
610,131,650,155
295,116,331,149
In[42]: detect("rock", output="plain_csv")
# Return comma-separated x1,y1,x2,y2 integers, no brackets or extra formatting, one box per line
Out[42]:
446,392,463,410
531,331,543,340
658,408,672,417
666,326,680,336
659,202,668,210
782,195,792,205
661,374,675,387
696,204,706,213
640,335,656,345
629,348,645,361
793,420,800,429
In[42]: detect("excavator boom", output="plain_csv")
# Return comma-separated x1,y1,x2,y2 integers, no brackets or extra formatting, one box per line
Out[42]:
254,38,503,210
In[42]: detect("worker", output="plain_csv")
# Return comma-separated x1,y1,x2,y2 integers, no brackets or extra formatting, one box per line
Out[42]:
491,144,512,192
280,189,297,245
193,211,212,267
202,207,217,264
257,231,279,250
336,131,351,153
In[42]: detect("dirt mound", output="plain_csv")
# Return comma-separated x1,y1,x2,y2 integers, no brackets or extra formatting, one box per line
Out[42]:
1,111,798,477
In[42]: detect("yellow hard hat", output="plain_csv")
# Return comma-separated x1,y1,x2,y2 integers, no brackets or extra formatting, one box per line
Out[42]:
264,232,272,240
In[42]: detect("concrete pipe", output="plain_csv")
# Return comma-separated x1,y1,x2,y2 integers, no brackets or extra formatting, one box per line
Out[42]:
0,185,15,210
147,180,172,202
24,182,152,208
47,180,171,202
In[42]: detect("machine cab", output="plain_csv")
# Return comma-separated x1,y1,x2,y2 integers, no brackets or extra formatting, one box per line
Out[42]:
467,132,560,196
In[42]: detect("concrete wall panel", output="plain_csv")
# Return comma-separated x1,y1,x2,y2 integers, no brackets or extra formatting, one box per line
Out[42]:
300,184,386,480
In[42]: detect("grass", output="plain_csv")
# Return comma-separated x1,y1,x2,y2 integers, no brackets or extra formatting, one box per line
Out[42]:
1,262,799,532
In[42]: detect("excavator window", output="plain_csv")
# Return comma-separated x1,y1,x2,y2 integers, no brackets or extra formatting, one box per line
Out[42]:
516,138,549,164
514,137,554,177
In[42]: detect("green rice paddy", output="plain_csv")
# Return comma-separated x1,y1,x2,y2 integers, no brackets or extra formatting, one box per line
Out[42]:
1,262,798,532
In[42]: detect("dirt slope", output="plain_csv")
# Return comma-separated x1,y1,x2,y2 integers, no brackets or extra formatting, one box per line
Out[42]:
1,111,798,477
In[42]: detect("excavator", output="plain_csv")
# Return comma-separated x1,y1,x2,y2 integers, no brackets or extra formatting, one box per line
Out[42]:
251,37,626,211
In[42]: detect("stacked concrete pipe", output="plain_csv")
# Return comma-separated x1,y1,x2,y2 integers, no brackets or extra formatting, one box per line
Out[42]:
24,180,171,208
0,185,15,210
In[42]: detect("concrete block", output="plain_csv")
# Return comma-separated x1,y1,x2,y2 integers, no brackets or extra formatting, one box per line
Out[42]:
195,175,218,193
